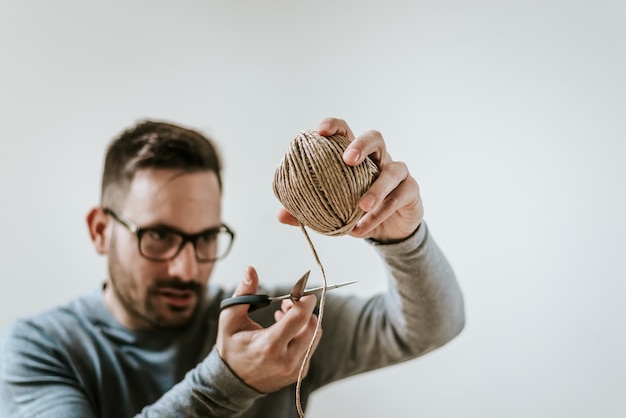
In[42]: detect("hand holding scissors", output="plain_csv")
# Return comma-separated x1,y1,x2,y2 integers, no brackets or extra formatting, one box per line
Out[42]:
219,270,357,312
217,266,329,392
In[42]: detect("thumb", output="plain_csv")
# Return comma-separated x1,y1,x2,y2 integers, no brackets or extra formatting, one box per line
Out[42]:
232,266,259,297
277,207,300,227
218,266,261,334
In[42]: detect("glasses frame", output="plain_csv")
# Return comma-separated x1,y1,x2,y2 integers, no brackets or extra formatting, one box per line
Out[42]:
103,208,235,263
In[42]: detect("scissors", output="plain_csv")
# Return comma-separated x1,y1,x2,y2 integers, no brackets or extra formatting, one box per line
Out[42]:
219,270,357,312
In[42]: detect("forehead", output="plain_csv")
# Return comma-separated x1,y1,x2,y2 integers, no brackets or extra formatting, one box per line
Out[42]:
121,169,221,230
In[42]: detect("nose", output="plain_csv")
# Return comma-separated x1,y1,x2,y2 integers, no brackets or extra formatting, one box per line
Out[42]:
167,241,199,281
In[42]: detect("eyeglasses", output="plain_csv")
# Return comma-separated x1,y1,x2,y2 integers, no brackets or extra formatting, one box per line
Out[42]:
104,208,235,263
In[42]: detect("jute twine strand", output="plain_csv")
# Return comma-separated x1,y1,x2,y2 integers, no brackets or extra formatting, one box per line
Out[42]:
294,223,325,418
272,130,379,417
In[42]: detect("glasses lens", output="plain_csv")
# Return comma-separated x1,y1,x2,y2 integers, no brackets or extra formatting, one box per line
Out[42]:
196,227,233,261
140,228,183,260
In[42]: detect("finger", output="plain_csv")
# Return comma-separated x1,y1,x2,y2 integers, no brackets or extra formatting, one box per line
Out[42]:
274,309,284,322
288,314,323,373
316,117,355,140
276,207,300,226
267,294,318,343
280,299,295,311
352,176,421,237
218,266,260,333
273,299,294,322
232,266,259,297
343,129,391,168
274,297,320,322
358,160,409,212
311,318,323,349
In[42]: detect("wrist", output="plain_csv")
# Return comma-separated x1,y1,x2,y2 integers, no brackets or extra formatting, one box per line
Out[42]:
367,222,422,245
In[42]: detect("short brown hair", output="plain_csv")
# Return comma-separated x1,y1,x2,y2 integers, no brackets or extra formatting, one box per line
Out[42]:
101,120,222,209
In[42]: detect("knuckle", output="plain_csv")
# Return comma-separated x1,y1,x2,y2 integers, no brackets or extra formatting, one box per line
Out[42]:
396,161,408,174
288,307,307,322
367,129,386,150
382,193,401,212
386,161,407,182
295,302,316,320
367,129,382,138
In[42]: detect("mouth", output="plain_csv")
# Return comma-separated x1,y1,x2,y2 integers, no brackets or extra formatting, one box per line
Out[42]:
158,288,197,309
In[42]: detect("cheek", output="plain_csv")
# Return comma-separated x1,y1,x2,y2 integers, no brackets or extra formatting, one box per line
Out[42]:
111,233,162,284
199,263,216,284
135,261,166,287
110,229,135,258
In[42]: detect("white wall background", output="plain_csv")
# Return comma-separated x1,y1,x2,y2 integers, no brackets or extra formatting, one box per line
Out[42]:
1,0,625,416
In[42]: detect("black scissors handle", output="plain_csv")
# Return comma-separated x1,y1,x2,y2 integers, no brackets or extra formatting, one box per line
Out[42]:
219,294,273,312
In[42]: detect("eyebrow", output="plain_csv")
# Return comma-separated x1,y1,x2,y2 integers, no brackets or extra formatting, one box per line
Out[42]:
140,222,223,236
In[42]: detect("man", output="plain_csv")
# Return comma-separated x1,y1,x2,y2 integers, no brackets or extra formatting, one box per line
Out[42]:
0,117,465,417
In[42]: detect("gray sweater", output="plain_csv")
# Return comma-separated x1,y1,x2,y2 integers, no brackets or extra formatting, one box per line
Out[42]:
0,223,464,417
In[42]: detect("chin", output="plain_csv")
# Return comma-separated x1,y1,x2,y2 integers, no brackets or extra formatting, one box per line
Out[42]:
156,307,196,328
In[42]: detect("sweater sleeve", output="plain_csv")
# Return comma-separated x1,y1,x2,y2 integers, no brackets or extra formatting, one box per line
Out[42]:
307,221,465,388
0,320,98,418
0,315,264,418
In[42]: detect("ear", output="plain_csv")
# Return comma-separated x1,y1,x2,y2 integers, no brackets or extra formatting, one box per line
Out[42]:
86,206,110,255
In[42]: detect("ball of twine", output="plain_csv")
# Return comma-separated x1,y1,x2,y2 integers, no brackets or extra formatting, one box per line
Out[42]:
273,129,379,236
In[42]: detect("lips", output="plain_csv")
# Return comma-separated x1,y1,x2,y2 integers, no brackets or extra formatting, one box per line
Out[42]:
158,288,196,309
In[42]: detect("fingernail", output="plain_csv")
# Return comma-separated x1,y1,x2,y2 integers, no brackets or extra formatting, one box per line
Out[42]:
344,149,360,164
243,269,252,284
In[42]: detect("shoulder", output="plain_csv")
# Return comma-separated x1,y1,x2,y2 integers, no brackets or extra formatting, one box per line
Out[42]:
1,290,102,354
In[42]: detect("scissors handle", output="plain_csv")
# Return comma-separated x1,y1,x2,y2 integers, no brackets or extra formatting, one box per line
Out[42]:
219,295,272,312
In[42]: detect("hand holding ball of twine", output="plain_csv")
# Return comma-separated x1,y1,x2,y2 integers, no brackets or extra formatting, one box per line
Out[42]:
273,129,380,236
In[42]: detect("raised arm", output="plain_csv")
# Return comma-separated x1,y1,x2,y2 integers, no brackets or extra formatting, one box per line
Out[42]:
276,117,465,386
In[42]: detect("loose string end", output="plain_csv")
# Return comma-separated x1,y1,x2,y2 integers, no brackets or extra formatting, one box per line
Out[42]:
295,223,328,418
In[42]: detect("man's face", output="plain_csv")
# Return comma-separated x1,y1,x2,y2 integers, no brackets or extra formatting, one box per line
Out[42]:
106,169,222,330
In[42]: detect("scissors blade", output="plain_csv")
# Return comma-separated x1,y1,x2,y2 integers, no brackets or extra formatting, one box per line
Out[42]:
269,276,358,302
290,270,310,302
300,280,358,296
219,276,356,312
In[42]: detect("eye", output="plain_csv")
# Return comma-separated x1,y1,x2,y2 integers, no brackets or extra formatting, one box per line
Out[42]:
145,228,177,243
197,230,218,244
